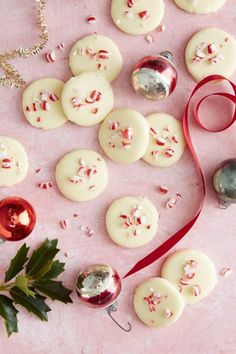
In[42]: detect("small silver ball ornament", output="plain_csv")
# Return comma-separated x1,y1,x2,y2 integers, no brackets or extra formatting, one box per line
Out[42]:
213,158,236,207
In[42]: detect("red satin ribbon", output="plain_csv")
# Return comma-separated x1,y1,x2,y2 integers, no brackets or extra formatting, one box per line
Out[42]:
124,75,236,279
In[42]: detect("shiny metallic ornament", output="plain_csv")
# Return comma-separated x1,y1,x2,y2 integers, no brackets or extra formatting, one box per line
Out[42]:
131,51,178,101
213,159,236,207
0,196,36,242
76,264,131,332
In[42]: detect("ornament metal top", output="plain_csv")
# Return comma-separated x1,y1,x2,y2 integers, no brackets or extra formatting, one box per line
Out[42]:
131,51,178,101
0,196,36,242
76,264,131,332
213,159,236,207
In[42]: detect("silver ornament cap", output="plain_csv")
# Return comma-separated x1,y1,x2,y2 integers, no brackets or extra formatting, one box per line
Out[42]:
213,158,236,207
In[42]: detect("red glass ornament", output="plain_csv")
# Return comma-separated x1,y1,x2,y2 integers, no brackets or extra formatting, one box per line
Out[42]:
0,196,36,242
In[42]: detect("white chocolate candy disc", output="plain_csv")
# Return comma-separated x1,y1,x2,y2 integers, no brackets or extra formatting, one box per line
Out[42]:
98,109,149,164
143,113,186,167
111,0,164,36
161,249,218,305
0,136,28,187
134,277,185,328
69,34,123,82
185,28,236,82
61,73,114,127
106,196,159,248
174,0,225,14
55,150,108,202
22,78,67,130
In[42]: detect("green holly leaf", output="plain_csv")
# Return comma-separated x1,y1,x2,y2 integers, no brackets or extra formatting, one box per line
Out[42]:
33,279,73,304
42,260,65,280
26,239,59,278
0,295,18,337
15,275,36,298
5,244,29,282
30,260,54,281
10,287,51,321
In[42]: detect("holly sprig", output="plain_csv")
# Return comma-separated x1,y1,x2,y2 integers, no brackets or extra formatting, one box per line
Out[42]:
0,239,73,336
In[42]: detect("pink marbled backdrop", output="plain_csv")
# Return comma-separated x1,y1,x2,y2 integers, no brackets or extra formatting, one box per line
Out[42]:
0,1,236,353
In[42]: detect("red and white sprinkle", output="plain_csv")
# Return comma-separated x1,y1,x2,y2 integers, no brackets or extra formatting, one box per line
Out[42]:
41,101,50,112
49,93,59,102
150,127,158,136
164,148,175,158
35,168,42,173
157,25,166,33
180,277,191,286
171,135,179,144
1,158,12,169
156,137,166,147
208,54,224,64
121,141,132,150
166,198,177,209
127,0,135,8
87,15,97,24
60,219,69,230
145,33,155,44
164,309,173,319
207,43,216,55
193,285,201,296
139,11,150,20
109,120,120,130
221,267,233,277
158,186,169,195
70,176,82,184
39,181,53,189
87,229,95,237
121,127,133,140
124,11,133,18
57,42,65,51
45,51,56,63
97,49,110,60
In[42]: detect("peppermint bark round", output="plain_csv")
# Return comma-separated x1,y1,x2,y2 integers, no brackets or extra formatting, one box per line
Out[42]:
161,249,218,305
98,109,149,164
0,136,28,187
69,34,123,82
106,196,159,248
111,0,165,35
22,78,67,130
55,150,108,202
134,277,185,328
61,73,114,126
143,113,186,167
185,28,236,82
174,0,225,14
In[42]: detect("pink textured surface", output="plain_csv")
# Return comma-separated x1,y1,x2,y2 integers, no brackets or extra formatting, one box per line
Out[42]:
1,1,236,353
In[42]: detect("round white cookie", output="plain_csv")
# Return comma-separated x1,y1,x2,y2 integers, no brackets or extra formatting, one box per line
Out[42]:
143,113,186,167
106,196,159,248
55,150,108,202
174,0,225,14
111,0,165,36
69,34,123,82
0,136,28,187
61,73,114,126
134,277,185,328
22,78,67,130
161,249,218,305
98,109,149,164
185,28,236,82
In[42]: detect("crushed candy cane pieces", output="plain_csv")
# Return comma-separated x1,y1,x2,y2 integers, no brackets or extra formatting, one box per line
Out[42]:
87,15,97,24
45,51,56,63
60,220,69,230
192,285,201,296
164,309,173,319
158,186,169,195
221,267,233,277
145,33,155,44
38,181,53,189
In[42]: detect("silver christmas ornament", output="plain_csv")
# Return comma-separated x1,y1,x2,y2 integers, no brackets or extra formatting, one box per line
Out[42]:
213,158,236,207
131,51,178,101
76,264,131,332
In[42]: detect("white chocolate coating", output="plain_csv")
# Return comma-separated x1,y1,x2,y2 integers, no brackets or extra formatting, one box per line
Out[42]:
61,73,114,126
111,0,164,35
134,277,185,328
0,136,28,187
22,78,67,130
161,249,218,305
174,0,225,14
143,113,186,167
98,109,149,164
185,28,236,82
55,150,108,202
69,34,123,82
106,196,159,248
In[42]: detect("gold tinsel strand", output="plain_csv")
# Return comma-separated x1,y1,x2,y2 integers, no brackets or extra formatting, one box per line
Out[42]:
0,0,48,89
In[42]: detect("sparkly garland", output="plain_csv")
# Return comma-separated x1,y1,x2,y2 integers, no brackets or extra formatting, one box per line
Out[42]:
0,0,48,89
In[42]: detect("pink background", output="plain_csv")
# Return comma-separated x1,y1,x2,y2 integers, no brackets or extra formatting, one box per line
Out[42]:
1,0,236,353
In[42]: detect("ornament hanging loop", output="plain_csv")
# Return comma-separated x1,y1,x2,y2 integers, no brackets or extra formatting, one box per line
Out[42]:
106,302,132,333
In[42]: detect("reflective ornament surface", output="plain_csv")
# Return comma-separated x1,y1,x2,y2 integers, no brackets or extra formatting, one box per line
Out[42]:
131,51,178,101
0,196,36,241
76,264,122,309
213,159,236,207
